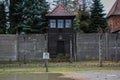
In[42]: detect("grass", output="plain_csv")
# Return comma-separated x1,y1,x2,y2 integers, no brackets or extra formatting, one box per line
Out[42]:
0,68,45,74
0,61,120,74
0,66,120,74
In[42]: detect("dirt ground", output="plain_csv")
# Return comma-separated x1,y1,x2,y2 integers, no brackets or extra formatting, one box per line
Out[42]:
0,72,74,80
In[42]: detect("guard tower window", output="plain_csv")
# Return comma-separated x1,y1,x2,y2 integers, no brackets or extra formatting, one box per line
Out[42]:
58,19,64,28
50,19,56,28
65,19,72,28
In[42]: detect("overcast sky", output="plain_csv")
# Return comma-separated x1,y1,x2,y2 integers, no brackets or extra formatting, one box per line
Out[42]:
0,0,116,13
47,0,116,14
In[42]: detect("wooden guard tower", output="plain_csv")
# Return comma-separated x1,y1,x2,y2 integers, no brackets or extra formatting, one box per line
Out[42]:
46,4,75,58
107,0,120,32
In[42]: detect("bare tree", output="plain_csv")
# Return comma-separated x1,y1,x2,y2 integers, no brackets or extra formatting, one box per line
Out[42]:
104,27,110,60
97,27,103,67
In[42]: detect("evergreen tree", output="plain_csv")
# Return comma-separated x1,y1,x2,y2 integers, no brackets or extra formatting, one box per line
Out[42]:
0,0,20,34
9,0,19,34
74,11,90,33
73,0,91,33
14,0,49,33
79,11,90,33
0,4,5,34
89,0,107,33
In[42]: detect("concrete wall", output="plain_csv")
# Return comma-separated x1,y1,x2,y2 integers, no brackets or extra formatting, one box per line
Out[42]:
0,33,120,61
76,33,120,61
0,35,17,61
0,34,46,61
18,34,47,61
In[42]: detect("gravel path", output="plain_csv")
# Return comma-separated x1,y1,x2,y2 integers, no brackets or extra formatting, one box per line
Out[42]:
67,70,120,80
